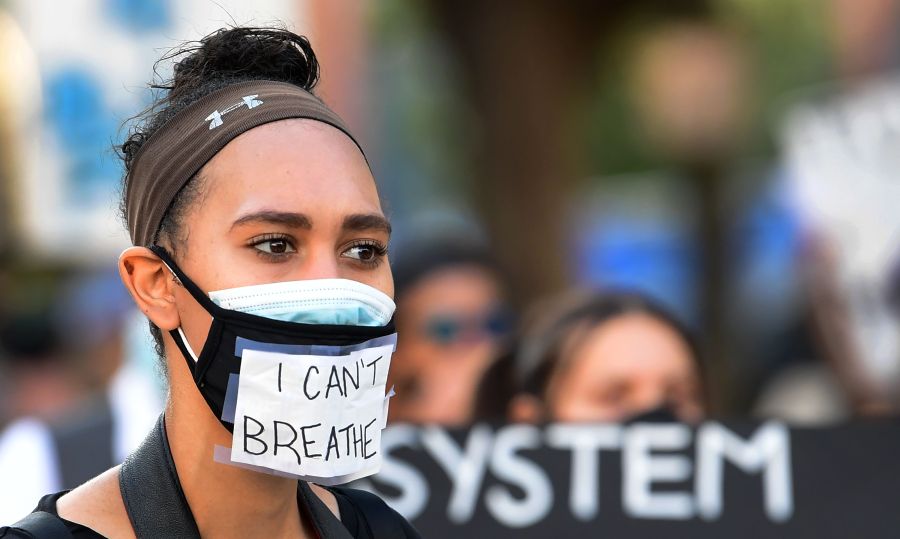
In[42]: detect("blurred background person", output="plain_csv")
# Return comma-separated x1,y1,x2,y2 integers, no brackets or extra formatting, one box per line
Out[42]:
751,0,900,425
0,270,163,522
507,291,706,424
387,231,512,425
0,295,83,424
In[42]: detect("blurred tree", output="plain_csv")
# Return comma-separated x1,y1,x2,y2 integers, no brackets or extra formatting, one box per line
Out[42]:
423,0,698,305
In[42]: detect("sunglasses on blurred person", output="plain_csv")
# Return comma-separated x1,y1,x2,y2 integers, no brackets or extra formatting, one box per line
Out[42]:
419,309,511,346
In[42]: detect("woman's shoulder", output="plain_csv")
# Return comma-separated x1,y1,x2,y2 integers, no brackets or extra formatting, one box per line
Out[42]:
0,474,124,539
54,466,134,539
1,492,74,538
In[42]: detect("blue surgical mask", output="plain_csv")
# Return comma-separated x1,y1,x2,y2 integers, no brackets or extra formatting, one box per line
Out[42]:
207,278,395,327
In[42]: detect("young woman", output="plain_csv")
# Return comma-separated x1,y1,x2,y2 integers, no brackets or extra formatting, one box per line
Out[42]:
510,291,706,424
387,233,511,425
2,27,419,538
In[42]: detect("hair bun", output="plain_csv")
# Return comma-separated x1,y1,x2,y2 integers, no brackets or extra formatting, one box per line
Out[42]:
164,26,320,102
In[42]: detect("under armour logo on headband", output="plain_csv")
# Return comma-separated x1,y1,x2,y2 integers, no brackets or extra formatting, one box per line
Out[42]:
205,95,264,129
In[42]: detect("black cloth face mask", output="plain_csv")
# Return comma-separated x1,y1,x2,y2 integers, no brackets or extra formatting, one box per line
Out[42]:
624,405,682,424
150,245,397,432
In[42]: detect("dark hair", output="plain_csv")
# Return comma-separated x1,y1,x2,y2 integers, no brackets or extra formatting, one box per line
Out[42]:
515,290,705,403
118,26,321,362
391,233,502,301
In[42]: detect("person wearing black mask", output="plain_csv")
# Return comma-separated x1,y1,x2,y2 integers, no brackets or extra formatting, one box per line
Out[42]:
509,291,706,424
2,27,418,538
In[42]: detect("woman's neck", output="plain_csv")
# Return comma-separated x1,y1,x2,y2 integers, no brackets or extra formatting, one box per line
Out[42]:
165,380,316,538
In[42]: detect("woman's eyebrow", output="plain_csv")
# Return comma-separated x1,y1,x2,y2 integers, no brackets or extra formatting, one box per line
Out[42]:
342,214,392,235
230,211,312,230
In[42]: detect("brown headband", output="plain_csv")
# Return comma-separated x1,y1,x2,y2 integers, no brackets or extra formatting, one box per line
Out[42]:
125,80,363,247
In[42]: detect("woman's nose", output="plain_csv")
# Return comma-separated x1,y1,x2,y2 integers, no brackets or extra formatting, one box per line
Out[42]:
295,245,341,280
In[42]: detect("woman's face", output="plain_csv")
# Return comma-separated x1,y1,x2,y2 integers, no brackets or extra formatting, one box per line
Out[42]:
170,119,392,351
389,266,505,425
547,313,704,423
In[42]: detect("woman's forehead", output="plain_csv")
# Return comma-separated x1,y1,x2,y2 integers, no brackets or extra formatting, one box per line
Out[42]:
572,314,697,374
208,118,369,174
197,119,381,220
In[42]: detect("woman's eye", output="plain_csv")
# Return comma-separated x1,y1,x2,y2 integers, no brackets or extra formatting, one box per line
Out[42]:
342,242,386,263
254,238,296,255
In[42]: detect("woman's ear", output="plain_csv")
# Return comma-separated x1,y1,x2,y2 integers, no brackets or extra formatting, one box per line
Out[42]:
508,394,545,423
118,246,181,331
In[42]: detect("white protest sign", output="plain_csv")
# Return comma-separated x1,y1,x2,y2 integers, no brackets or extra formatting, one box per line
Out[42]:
784,77,900,385
231,342,394,483
784,77,900,281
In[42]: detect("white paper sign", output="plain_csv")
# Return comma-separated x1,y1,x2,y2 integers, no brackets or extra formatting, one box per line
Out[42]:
231,342,394,483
